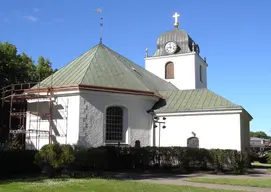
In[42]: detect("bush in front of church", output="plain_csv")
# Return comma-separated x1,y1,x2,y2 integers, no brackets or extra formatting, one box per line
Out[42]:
209,149,248,174
35,143,75,178
68,146,248,174
33,144,249,176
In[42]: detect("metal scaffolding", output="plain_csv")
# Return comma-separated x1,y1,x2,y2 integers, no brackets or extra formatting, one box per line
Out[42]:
0,81,68,149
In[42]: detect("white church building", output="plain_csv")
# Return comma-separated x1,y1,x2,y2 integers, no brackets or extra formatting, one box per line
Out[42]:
24,12,252,152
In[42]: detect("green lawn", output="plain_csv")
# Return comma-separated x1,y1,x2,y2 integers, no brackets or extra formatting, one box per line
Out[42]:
0,178,242,192
251,161,271,168
186,177,271,188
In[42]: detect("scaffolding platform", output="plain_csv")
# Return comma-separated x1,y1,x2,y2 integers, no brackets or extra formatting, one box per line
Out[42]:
9,129,50,134
1,82,59,148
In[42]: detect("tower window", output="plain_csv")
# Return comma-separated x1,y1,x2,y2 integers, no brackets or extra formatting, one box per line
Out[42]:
165,62,174,79
200,65,203,82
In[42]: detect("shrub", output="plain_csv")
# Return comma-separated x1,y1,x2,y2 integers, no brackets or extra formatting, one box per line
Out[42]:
35,144,75,178
266,153,271,164
228,150,248,173
250,151,260,163
209,149,225,172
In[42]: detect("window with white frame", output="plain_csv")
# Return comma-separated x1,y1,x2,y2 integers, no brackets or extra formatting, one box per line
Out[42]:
106,106,123,141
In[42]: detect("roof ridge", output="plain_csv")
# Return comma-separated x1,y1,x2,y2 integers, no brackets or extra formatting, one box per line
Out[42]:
33,44,100,88
102,45,179,92
79,44,100,85
102,44,152,92
35,43,178,93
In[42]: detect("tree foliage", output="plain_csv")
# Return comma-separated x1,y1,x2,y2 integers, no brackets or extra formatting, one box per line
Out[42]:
0,42,55,87
250,131,271,139
36,56,53,81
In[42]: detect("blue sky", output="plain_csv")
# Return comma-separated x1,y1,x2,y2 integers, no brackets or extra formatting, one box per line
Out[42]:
1,0,271,133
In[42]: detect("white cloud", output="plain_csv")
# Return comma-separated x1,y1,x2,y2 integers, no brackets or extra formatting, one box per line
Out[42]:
24,15,39,22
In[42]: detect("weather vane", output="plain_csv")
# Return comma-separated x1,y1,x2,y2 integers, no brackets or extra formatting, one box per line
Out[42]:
96,8,103,43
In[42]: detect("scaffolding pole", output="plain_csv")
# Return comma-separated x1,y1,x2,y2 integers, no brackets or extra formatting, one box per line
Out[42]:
1,81,68,149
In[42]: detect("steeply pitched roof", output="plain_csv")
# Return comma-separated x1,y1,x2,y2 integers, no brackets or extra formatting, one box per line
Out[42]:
156,89,242,113
36,43,178,93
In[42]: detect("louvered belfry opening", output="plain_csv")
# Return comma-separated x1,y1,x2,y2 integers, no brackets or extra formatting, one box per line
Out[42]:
165,62,174,79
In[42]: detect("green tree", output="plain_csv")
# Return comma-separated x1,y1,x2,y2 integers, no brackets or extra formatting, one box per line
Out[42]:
17,52,37,83
250,131,271,139
0,42,55,87
0,42,21,86
36,56,53,81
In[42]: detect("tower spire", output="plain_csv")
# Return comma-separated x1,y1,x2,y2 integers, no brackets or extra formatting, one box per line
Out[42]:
173,12,180,29
96,8,103,44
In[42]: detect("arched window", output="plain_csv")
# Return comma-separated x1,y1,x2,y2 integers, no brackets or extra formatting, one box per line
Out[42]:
199,65,203,82
106,107,123,141
165,62,174,79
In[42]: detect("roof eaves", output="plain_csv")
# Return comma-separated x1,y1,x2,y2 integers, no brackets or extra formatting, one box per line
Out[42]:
239,106,253,120
79,84,161,98
25,83,164,99
156,106,243,113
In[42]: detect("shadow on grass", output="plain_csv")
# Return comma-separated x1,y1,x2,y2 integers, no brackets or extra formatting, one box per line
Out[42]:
0,170,199,185
1,168,270,185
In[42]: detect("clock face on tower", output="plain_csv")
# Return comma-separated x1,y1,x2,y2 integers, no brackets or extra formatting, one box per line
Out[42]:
165,41,177,54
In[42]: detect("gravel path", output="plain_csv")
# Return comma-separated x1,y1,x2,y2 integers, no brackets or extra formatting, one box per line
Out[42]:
103,169,271,192
141,178,271,192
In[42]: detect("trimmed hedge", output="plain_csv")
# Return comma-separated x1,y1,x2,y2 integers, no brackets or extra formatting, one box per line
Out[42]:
35,145,249,176
0,150,40,177
0,145,250,177
69,146,248,173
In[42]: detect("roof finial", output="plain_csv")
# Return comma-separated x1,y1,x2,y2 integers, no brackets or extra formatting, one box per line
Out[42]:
192,42,195,52
96,8,103,44
145,48,148,57
173,12,180,29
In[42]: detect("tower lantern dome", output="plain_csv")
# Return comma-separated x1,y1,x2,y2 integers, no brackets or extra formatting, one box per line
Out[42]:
153,12,200,57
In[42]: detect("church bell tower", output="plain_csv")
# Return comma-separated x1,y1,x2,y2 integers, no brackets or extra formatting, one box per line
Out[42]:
145,12,208,90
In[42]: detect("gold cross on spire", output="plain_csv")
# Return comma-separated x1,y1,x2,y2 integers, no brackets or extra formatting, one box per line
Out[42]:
173,12,180,29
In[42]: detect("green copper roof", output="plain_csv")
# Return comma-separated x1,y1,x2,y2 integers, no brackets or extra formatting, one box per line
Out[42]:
156,89,241,113
36,43,178,93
